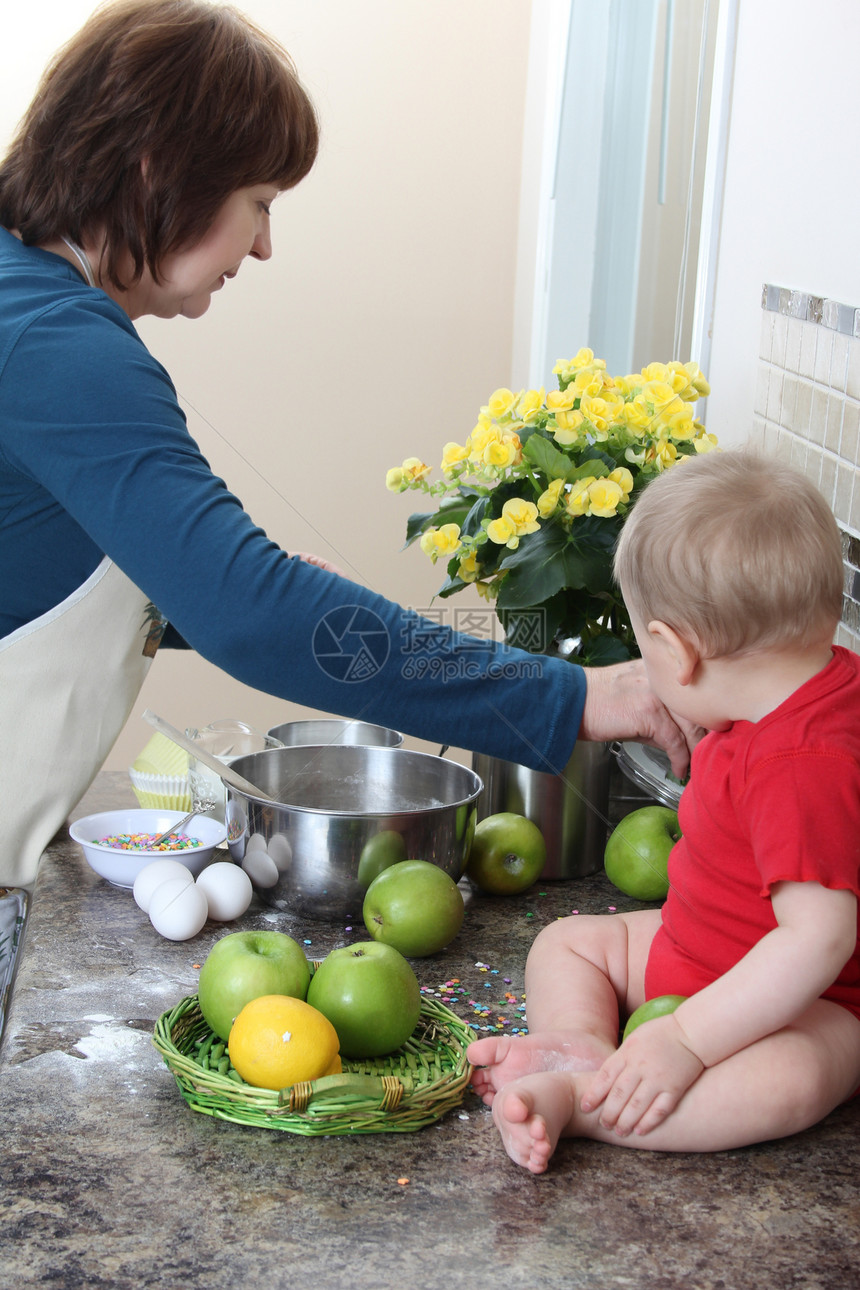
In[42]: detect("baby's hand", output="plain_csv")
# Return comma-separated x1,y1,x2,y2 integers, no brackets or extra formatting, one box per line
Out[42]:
580,1015,705,1137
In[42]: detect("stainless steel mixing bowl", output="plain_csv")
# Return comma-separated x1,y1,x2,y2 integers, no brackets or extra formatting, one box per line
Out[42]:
224,745,482,920
266,718,403,748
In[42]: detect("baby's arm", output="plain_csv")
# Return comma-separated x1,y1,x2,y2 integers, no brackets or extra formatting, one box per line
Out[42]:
582,880,858,1137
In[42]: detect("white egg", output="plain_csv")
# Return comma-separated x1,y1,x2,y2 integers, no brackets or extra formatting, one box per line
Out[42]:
195,862,253,921
149,876,209,941
133,859,194,913
267,832,292,874
245,832,269,853
241,848,279,889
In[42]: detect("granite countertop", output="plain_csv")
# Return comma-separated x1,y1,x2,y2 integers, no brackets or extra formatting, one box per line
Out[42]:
1,772,858,1290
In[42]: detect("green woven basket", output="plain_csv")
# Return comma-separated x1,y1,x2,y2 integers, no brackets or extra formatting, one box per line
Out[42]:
152,993,476,1135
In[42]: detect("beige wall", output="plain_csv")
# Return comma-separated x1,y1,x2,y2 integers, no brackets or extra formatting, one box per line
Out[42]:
3,1,533,771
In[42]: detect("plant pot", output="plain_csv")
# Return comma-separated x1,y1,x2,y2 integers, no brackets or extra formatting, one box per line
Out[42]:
471,741,611,879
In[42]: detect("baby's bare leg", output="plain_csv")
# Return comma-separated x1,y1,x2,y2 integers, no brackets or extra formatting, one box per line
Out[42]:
493,999,860,1172
467,908,661,1104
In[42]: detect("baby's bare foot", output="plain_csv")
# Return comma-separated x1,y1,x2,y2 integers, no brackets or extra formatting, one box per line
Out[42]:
467,1030,611,1106
493,1072,578,1174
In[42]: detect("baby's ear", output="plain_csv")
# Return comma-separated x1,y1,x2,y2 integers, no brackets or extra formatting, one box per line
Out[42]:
647,620,701,686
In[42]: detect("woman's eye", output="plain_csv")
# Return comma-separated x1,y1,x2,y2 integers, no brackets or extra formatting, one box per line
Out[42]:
259,202,271,216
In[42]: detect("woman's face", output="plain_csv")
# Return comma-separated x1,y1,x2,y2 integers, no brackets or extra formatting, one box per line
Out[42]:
124,184,278,319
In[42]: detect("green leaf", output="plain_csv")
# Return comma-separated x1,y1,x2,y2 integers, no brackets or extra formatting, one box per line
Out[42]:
578,632,634,666
403,491,479,547
495,518,618,610
522,434,572,482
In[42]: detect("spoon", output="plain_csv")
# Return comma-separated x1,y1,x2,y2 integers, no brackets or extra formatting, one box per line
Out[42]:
141,710,276,801
149,804,211,849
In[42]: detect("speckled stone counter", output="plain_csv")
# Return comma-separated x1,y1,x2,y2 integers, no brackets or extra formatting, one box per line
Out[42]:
1,773,858,1290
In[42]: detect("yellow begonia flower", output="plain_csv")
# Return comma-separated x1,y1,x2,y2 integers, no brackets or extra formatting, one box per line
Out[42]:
652,440,679,470
457,551,480,582
486,388,518,420
641,380,681,412
385,466,406,491
537,477,565,517
419,523,462,562
402,457,431,481
483,433,522,469
468,422,496,462
565,477,597,517
486,515,517,546
546,388,577,412
664,405,696,440
586,478,624,517
579,396,611,434
487,498,540,547
516,388,545,422
622,396,653,431
608,467,634,497
501,498,540,535
552,409,585,446
693,431,719,453
640,362,670,385
441,441,470,473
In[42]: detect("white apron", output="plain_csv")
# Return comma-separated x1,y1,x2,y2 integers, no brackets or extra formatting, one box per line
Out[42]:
0,557,162,886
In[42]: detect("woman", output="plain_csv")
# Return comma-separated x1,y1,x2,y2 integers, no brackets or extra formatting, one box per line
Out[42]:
0,0,695,886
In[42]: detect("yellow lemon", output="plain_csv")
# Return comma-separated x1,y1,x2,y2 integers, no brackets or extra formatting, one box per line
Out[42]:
227,994,341,1091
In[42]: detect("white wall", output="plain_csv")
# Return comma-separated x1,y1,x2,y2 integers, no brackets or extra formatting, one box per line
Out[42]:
706,0,860,445
3,1,532,770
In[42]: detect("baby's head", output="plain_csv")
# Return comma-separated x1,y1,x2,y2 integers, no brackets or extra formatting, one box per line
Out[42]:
614,451,843,658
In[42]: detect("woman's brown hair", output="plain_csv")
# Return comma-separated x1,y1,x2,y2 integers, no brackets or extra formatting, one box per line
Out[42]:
0,0,319,287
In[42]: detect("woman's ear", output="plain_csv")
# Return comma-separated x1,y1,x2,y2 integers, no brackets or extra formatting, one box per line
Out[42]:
647,620,701,686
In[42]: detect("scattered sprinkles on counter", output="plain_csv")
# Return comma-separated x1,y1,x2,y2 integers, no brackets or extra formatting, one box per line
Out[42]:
420,961,528,1034
93,831,202,851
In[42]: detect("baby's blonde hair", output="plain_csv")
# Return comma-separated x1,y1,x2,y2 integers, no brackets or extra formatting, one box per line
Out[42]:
614,451,843,657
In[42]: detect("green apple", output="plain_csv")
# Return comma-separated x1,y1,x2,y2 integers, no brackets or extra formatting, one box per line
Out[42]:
362,859,464,957
604,805,681,901
197,930,311,1041
465,812,546,895
622,994,687,1040
356,829,408,887
306,941,421,1058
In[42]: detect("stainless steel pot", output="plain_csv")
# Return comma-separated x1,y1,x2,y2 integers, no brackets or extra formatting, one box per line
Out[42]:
224,745,482,920
266,718,403,748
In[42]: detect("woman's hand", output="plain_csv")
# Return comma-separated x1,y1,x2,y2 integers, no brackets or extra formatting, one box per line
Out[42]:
290,550,349,578
580,1014,705,1137
580,659,704,779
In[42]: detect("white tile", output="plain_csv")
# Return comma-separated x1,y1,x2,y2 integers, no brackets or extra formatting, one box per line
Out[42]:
799,323,817,378
758,310,775,362
815,327,834,385
847,338,860,400
794,380,813,435
784,318,803,374
832,333,850,393
834,462,854,524
842,400,860,464
781,374,798,429
772,313,788,368
819,453,838,505
825,394,844,453
766,369,784,423
810,387,829,445
754,364,769,417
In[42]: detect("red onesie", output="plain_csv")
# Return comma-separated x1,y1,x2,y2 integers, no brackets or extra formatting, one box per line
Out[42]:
645,646,860,1021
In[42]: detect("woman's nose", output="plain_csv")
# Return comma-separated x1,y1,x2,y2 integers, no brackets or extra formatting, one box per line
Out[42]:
250,223,272,261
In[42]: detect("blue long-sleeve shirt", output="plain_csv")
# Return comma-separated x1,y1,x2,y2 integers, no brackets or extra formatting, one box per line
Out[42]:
0,227,583,771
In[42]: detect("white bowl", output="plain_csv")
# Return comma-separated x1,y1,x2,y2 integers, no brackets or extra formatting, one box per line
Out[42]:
69,809,227,889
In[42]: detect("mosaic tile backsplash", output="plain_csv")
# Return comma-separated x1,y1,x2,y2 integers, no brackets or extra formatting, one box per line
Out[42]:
750,284,860,654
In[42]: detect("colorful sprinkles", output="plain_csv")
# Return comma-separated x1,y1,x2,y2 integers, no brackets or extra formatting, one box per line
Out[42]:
93,831,202,852
420,961,528,1035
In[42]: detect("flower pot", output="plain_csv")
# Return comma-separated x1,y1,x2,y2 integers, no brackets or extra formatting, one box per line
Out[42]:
471,741,611,879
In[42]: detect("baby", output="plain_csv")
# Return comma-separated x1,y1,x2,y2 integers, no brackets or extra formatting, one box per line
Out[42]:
467,450,860,1172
